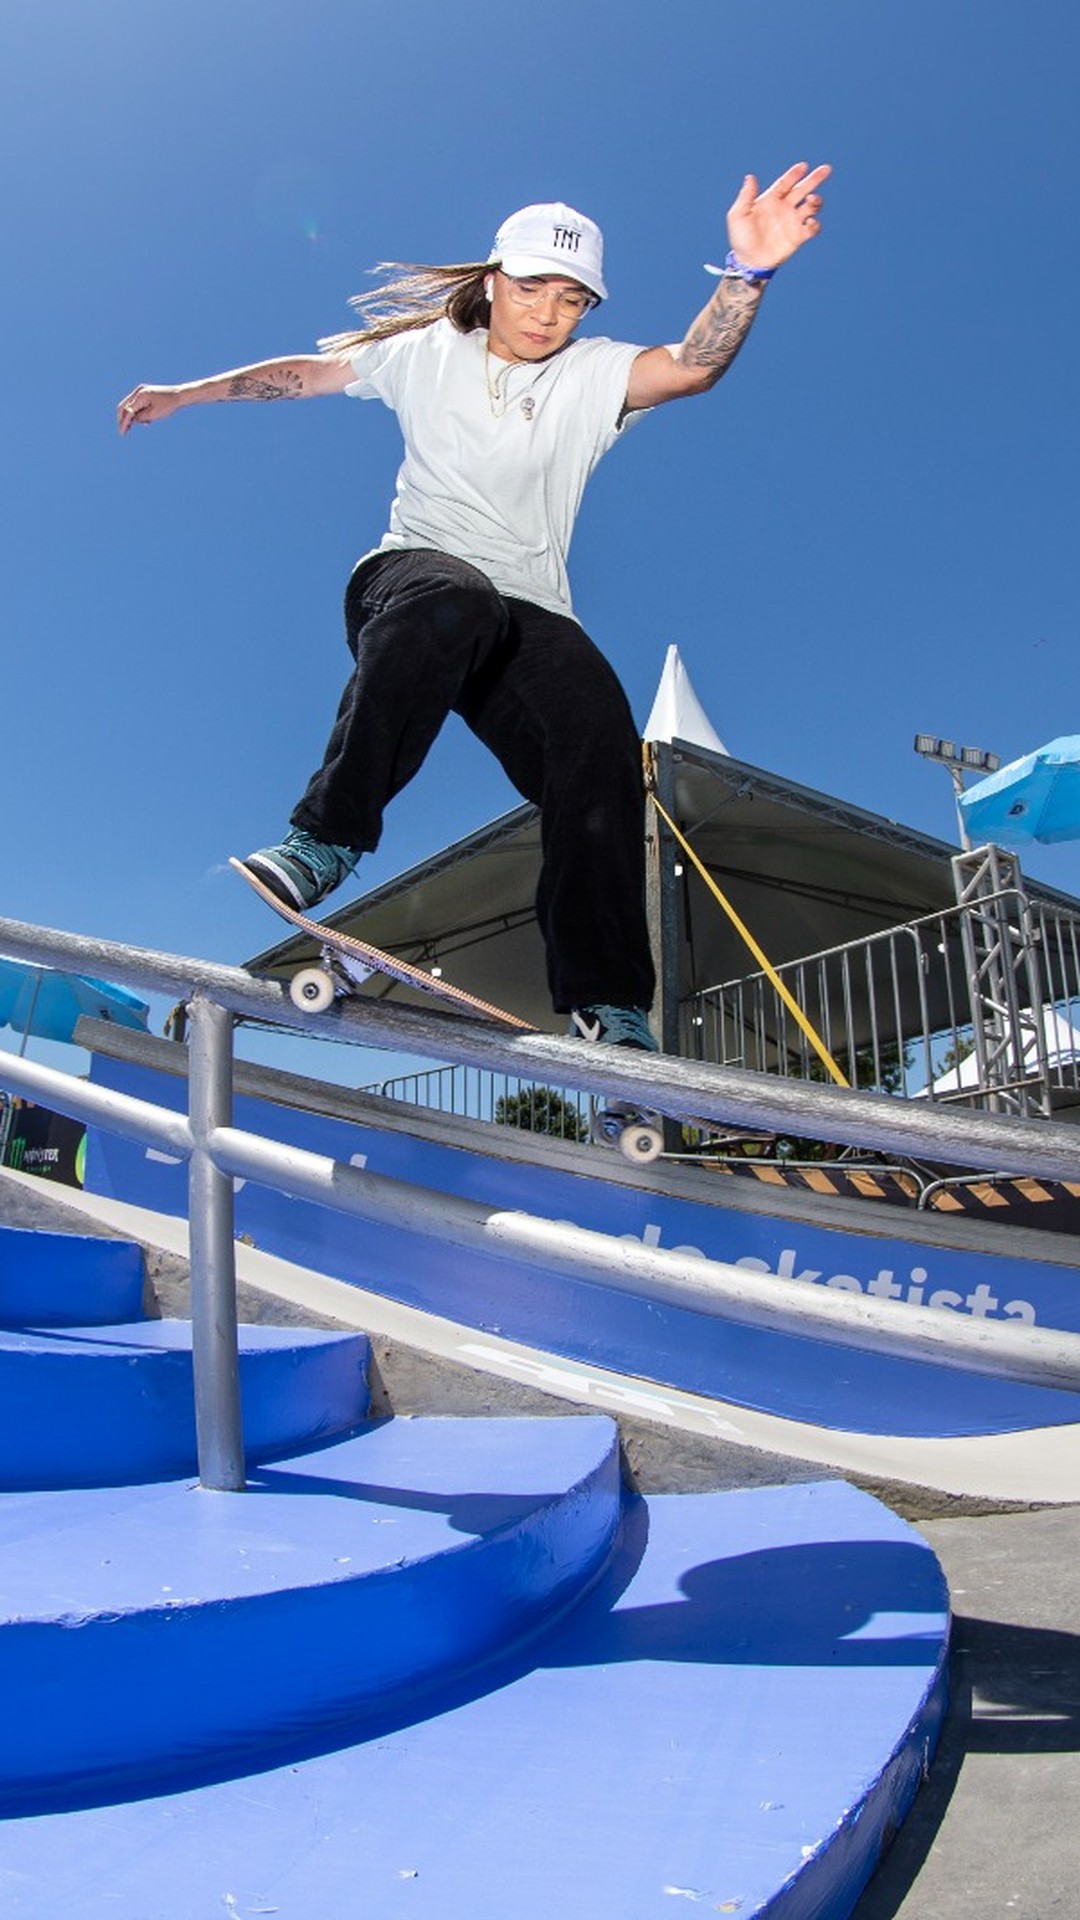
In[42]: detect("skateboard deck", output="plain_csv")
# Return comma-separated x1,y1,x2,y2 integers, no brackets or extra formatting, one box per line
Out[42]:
231,857,532,1030
233,857,665,1161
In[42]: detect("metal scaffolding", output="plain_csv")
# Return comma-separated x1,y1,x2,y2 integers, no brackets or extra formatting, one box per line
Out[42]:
952,845,1051,1118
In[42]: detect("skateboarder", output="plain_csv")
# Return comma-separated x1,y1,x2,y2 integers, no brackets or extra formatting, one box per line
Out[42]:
119,165,828,1049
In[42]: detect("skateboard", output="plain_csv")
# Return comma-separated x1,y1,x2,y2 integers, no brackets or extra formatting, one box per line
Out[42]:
233,856,665,1161
231,858,532,1029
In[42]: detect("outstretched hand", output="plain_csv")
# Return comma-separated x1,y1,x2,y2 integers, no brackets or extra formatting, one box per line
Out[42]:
117,385,183,435
727,162,831,272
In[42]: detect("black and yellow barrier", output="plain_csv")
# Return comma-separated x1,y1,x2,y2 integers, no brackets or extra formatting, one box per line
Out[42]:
923,1176,1080,1235
693,1152,1080,1237
705,1158,921,1208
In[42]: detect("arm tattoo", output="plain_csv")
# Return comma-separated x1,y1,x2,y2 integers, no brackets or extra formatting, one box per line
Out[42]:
223,370,304,401
679,275,764,385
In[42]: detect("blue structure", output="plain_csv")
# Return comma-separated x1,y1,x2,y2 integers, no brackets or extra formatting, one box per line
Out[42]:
0,1213,949,1916
86,1049,1080,1442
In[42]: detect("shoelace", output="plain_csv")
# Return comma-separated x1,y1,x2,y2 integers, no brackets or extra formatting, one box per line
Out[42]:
283,832,353,884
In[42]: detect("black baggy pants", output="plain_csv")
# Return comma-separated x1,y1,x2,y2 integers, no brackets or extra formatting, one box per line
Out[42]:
291,548,655,1014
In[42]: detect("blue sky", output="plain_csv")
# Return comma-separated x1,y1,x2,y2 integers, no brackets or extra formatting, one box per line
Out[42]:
2,0,1078,1078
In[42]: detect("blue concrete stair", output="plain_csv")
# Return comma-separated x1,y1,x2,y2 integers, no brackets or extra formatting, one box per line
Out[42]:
0,1319,372,1487
0,1478,949,1919
0,1222,143,1326
0,1214,950,1918
0,1216,371,1487
0,1414,622,1813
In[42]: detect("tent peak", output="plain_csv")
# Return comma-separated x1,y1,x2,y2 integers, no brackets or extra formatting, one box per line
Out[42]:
643,644,728,755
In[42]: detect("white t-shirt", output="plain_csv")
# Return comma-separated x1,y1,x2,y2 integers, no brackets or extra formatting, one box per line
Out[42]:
345,319,645,619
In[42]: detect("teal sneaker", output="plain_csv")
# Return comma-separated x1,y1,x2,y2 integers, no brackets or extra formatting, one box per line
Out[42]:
244,829,359,911
569,1004,658,1050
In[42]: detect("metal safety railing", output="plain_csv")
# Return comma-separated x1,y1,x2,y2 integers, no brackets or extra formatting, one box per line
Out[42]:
3,908,1080,1495
367,1063,590,1141
683,890,1080,1113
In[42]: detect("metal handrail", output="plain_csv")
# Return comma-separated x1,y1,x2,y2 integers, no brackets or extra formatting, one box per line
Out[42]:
3,908,1080,1493
3,910,1080,1173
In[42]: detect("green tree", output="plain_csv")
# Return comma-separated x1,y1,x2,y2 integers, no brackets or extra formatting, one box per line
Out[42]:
494,1085,588,1142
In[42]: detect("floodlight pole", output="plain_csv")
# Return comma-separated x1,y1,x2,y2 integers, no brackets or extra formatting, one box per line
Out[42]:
912,734,1000,854
948,764,973,852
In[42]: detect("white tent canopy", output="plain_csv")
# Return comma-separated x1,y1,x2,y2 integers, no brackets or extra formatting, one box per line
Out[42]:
643,645,729,754
924,1006,1080,1099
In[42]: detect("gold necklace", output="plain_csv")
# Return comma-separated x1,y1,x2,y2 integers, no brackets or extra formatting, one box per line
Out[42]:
485,346,519,418
484,343,546,422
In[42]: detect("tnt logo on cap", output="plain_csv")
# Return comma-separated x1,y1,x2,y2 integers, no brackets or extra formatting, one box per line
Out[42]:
489,202,608,302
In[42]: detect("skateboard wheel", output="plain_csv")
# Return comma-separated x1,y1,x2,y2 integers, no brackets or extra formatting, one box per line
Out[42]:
290,967,336,1013
619,1123,663,1165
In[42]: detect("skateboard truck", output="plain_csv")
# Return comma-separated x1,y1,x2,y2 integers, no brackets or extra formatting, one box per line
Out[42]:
289,948,378,1013
592,1102,664,1165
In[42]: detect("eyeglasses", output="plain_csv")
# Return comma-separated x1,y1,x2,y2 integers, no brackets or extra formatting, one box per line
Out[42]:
499,272,596,317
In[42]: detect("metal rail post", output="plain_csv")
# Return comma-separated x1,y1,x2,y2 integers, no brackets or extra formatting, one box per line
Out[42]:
645,743,682,1058
186,994,245,1491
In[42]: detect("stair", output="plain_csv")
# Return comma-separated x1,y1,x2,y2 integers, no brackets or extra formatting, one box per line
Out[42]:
0,1215,950,1918
0,1319,372,1487
0,1221,143,1325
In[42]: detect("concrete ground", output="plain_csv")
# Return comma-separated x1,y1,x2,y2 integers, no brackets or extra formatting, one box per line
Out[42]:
852,1503,1080,1918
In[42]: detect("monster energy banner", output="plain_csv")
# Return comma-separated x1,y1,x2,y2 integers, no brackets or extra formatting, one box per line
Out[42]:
2,1100,86,1187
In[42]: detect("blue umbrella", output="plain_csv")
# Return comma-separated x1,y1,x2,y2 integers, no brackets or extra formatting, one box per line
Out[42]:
958,735,1080,848
0,958,149,1055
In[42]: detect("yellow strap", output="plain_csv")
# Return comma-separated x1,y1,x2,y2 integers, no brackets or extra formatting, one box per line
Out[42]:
649,790,849,1088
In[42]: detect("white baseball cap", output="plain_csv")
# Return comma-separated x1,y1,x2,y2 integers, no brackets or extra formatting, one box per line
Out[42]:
488,202,607,301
